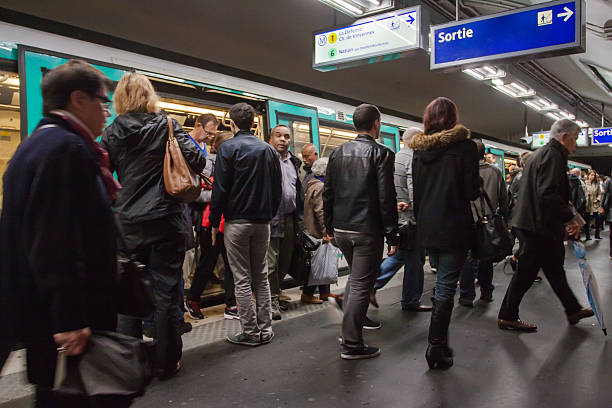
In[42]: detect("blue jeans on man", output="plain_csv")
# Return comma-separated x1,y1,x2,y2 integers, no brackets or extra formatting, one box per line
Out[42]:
459,251,495,301
374,248,425,308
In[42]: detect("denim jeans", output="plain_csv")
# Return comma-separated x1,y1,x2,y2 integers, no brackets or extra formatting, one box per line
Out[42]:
428,249,468,303
374,248,425,307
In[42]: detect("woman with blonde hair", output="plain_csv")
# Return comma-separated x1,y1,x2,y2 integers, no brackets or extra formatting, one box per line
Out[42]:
584,170,602,240
100,72,206,379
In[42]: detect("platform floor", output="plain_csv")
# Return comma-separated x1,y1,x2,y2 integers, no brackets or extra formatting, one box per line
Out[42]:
3,232,611,408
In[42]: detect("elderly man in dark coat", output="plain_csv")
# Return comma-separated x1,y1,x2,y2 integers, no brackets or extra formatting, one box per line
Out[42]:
0,60,128,407
498,119,593,332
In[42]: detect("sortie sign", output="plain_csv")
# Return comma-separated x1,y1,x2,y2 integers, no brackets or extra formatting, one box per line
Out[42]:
431,0,585,70
592,127,612,144
313,6,422,71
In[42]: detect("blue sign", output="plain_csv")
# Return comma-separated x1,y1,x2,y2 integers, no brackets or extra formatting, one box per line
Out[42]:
592,127,612,144
431,0,584,69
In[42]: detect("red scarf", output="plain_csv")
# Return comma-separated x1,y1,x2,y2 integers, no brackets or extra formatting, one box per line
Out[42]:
50,110,121,201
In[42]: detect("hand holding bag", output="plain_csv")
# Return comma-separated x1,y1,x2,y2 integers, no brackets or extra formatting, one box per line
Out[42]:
308,243,339,286
163,116,202,202
472,189,514,262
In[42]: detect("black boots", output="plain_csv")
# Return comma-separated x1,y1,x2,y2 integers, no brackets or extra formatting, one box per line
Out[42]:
425,297,454,369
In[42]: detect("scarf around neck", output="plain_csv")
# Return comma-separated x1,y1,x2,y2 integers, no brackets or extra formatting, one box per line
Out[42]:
49,110,121,201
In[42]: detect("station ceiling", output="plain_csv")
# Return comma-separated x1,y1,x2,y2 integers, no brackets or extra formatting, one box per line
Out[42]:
1,0,611,170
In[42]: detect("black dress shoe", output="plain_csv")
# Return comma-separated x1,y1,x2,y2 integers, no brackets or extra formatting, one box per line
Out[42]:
402,304,433,312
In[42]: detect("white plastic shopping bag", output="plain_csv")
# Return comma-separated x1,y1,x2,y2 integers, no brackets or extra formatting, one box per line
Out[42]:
308,243,339,286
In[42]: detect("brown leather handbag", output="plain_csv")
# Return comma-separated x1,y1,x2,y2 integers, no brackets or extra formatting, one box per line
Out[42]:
163,116,202,202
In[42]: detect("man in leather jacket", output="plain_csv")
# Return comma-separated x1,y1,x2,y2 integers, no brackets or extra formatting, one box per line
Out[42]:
323,104,399,360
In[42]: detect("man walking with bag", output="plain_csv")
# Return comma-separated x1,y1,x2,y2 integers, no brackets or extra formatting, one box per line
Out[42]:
498,119,593,331
210,103,282,346
324,104,399,360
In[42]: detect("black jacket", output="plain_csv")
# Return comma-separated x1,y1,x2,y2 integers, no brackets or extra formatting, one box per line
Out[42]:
210,130,282,226
409,125,480,251
602,178,611,223
507,169,522,220
323,134,399,245
100,113,207,224
511,138,575,240
568,174,586,214
0,116,118,385
270,151,304,238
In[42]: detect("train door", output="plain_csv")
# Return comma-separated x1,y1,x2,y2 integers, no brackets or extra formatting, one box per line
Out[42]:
486,147,506,179
380,124,400,152
267,100,319,160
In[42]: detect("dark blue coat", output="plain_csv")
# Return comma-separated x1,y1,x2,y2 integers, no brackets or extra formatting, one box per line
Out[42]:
0,116,118,386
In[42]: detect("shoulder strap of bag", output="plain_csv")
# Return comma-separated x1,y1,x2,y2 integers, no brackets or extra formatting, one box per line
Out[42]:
480,187,496,214
167,116,175,142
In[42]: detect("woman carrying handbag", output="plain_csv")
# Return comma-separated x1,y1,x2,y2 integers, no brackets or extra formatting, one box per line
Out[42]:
100,73,206,380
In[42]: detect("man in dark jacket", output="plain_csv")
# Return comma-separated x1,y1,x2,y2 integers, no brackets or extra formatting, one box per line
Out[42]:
301,143,319,194
0,60,131,406
498,119,593,332
324,104,398,360
459,139,509,305
210,103,282,346
267,124,305,319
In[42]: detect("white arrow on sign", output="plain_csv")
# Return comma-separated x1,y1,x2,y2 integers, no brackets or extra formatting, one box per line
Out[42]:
557,6,573,22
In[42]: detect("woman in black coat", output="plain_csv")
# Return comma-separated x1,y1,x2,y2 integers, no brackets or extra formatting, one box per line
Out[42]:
409,97,479,369
100,73,206,379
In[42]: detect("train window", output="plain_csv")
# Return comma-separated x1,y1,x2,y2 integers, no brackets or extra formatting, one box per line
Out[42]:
291,121,312,157
319,126,358,157
0,71,20,210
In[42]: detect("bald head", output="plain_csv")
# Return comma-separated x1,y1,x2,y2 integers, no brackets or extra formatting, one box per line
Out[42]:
402,127,422,143
301,143,319,167
570,168,581,177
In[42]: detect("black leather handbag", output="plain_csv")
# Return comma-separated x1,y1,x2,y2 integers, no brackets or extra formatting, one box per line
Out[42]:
398,220,417,251
472,189,514,262
114,216,156,318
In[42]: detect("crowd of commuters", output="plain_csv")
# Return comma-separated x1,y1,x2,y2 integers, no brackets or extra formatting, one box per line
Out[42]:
0,59,610,406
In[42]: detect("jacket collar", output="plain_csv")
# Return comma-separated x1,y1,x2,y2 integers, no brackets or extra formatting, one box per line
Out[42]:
408,124,470,151
549,137,569,161
356,134,376,142
234,130,254,137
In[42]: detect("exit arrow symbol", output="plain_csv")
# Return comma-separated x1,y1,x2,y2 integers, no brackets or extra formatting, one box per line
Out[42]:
406,14,415,24
557,6,573,22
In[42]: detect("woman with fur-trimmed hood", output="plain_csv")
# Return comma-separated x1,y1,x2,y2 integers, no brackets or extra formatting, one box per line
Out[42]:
409,97,480,369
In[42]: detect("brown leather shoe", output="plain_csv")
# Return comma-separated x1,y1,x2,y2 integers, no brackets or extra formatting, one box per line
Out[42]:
567,308,594,325
301,294,323,304
320,293,335,301
498,319,537,332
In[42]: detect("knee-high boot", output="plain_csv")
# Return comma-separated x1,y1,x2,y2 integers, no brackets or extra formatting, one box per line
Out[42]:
425,297,454,369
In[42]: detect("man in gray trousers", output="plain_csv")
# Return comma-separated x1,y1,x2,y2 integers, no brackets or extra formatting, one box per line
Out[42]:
324,104,399,360
210,103,282,346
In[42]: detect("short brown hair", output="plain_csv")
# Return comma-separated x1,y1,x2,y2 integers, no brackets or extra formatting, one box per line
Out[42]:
353,104,381,132
196,113,218,128
41,59,113,116
113,72,160,115
229,103,255,130
213,131,233,152
423,97,458,135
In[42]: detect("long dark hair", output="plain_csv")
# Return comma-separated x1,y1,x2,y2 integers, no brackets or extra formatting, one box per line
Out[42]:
423,97,458,135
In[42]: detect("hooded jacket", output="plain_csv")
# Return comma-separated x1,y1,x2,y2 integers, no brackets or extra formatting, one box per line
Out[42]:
100,113,207,223
409,125,480,251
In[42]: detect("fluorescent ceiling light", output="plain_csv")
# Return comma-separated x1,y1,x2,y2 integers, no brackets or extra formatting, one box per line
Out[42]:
483,66,498,75
576,120,589,128
547,112,561,120
523,100,541,111
297,124,311,131
367,0,381,4
159,101,226,118
0,77,19,86
319,127,332,134
492,78,505,86
329,0,363,15
494,85,518,98
558,110,575,120
462,69,485,80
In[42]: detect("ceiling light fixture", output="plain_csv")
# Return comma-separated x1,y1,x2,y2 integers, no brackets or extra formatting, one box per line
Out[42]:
462,69,485,80
315,0,393,17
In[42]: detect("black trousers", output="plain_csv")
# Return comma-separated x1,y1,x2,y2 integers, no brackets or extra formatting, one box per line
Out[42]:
189,228,236,306
35,387,132,408
583,213,600,239
499,228,581,321
117,214,184,378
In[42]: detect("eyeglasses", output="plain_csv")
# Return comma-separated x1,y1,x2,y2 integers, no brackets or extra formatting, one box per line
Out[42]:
95,94,112,109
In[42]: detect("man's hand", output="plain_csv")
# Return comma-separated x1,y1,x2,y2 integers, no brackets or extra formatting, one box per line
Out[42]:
565,221,581,238
599,207,606,215
397,202,410,212
53,327,91,356
211,227,219,246
387,245,398,257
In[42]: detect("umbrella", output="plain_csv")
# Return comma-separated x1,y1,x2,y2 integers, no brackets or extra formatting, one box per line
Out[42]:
573,241,607,336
